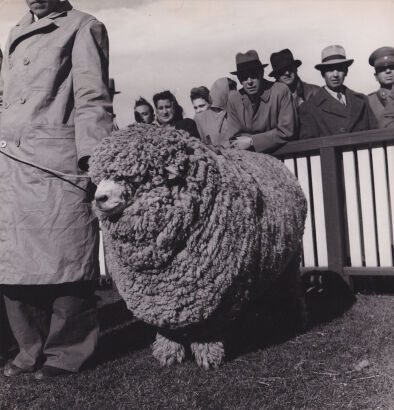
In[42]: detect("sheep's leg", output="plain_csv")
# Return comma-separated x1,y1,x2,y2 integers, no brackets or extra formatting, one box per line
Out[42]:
190,341,225,370
152,332,186,366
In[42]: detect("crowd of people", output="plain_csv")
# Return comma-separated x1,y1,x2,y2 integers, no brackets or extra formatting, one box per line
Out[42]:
0,0,393,382
131,45,394,153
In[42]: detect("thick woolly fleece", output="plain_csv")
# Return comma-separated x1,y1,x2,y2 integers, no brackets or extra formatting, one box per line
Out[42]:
90,123,307,330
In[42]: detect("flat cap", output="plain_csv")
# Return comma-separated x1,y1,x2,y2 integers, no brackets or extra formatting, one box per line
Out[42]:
369,47,394,68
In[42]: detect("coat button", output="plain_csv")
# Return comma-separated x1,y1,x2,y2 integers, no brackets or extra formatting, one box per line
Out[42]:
339,127,347,133
0,141,7,148
23,57,30,65
20,97,26,104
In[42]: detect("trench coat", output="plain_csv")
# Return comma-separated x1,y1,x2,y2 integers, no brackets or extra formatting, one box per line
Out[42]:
226,80,295,153
0,1,113,284
299,87,377,138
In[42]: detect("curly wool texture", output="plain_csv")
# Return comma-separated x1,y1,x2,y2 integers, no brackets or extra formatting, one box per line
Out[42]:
90,123,307,330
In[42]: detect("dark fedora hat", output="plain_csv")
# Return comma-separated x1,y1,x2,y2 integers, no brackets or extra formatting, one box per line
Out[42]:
269,49,302,77
230,50,268,75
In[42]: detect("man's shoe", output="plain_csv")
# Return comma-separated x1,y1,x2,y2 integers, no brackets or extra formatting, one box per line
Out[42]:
34,365,72,380
4,363,33,377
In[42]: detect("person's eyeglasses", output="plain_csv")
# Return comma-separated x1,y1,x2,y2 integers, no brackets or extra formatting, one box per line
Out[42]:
375,65,394,74
277,67,295,77
238,69,260,82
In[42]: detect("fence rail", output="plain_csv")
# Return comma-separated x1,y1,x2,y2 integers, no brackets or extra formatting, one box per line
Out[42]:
274,128,394,280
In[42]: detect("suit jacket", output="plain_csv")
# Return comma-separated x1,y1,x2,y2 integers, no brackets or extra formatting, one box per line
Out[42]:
368,89,394,129
299,87,377,139
226,80,295,153
294,80,320,108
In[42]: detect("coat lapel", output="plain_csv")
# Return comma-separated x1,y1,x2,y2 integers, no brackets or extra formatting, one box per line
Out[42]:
346,89,364,131
8,2,72,53
316,88,348,118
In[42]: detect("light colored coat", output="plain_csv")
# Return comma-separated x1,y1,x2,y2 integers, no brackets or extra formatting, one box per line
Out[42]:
226,80,296,153
0,2,113,284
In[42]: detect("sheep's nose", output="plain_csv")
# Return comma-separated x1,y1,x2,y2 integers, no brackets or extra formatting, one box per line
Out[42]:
95,194,108,203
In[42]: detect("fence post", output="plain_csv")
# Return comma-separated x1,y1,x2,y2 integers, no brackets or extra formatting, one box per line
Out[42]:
319,147,348,281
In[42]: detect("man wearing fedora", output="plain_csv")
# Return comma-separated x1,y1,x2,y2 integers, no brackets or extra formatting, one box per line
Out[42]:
367,47,394,129
226,49,295,153
299,45,376,139
269,49,319,109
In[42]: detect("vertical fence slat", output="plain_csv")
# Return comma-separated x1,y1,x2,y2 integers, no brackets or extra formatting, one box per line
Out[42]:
320,147,346,275
357,149,378,266
99,229,107,277
386,145,394,257
342,150,363,266
296,157,315,266
310,155,328,266
371,147,392,266
284,158,295,175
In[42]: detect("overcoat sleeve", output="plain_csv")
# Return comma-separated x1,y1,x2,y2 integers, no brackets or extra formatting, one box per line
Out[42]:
365,96,378,130
72,18,114,168
223,90,244,141
299,101,319,139
249,86,295,153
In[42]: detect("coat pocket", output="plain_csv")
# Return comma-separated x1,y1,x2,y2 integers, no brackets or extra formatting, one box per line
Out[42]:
29,46,70,94
26,125,78,174
14,203,99,283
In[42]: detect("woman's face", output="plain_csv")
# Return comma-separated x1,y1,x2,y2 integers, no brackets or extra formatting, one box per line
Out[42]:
156,99,175,124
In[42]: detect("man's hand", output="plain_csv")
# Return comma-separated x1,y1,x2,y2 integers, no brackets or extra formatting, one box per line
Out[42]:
78,156,90,171
230,135,254,150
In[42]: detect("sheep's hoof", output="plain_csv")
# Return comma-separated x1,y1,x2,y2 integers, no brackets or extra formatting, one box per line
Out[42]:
190,341,225,370
152,333,186,366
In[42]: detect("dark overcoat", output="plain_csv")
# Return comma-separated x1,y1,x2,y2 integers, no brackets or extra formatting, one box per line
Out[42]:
0,1,113,284
299,87,377,138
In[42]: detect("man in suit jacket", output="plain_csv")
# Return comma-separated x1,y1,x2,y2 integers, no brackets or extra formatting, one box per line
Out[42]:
299,45,376,138
269,48,320,109
367,47,394,129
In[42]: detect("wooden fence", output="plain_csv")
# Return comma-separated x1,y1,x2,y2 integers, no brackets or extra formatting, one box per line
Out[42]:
274,128,394,281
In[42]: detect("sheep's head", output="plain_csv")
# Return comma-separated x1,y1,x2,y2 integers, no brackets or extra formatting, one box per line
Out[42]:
89,123,220,271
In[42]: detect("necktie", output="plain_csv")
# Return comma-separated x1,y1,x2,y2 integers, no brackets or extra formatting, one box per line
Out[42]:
337,92,346,106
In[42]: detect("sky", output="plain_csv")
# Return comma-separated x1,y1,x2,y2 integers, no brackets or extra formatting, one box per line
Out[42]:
0,0,393,127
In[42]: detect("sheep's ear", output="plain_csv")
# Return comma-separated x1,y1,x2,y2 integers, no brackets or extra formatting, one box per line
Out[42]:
165,165,179,180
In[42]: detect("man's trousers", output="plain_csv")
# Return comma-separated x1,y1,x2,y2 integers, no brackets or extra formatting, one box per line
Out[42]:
3,282,98,372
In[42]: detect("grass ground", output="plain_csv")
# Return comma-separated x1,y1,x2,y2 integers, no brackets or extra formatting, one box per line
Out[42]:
0,291,393,409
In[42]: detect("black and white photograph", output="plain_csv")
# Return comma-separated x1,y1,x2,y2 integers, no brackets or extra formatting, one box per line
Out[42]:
0,0,393,408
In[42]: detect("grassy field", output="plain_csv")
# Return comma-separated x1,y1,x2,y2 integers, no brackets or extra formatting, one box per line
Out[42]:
0,288,393,409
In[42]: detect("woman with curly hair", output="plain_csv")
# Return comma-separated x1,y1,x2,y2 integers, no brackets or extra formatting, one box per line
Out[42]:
153,90,200,139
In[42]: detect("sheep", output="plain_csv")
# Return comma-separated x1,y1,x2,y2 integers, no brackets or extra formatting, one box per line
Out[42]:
89,123,307,369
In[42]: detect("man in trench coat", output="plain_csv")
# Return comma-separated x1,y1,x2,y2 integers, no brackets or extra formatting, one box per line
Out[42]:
0,0,113,379
226,50,296,153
